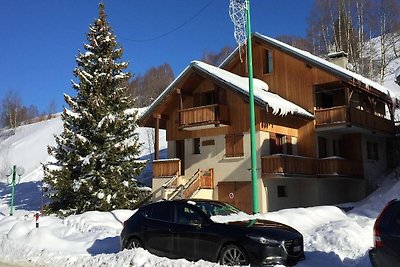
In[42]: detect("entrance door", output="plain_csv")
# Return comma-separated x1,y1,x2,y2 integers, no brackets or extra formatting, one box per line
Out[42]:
176,140,185,175
318,136,327,158
218,181,252,214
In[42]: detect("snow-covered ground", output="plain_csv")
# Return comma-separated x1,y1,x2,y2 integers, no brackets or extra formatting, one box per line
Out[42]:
0,115,399,267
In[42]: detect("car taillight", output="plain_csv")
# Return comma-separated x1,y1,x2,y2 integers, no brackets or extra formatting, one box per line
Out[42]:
373,226,383,248
373,201,394,248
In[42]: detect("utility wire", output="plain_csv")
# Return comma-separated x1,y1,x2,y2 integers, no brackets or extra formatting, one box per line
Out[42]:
119,0,216,43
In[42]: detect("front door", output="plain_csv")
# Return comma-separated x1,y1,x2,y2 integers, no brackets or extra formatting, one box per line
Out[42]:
218,181,252,214
176,140,185,175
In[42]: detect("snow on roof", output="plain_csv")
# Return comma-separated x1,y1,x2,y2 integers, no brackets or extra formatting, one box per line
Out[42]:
192,61,313,118
254,33,394,98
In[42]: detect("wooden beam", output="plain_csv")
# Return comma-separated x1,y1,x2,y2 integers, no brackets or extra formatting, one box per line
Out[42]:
153,113,161,160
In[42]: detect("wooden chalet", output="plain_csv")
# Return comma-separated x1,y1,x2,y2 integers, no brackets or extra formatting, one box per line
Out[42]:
139,33,396,213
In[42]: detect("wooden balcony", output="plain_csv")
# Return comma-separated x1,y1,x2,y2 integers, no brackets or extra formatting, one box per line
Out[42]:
318,157,363,176
315,106,394,133
261,154,363,177
178,104,229,129
261,154,317,176
153,159,181,177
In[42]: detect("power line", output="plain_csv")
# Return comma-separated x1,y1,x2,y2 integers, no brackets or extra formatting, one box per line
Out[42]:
119,0,216,43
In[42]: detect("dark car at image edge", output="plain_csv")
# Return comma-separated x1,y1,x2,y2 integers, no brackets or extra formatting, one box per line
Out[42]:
369,198,400,267
120,199,305,266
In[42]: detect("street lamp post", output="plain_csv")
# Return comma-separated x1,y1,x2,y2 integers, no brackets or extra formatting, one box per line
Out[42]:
5,165,24,216
245,0,259,214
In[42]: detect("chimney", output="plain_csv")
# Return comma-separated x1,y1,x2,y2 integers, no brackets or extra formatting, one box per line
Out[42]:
327,51,349,69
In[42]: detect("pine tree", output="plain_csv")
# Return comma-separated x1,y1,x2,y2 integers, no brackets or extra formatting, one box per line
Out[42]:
43,3,147,214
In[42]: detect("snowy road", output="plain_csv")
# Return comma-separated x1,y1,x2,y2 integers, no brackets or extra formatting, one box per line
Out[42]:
0,261,41,267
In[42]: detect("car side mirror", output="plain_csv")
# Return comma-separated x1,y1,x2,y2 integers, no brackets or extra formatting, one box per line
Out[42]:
190,219,202,228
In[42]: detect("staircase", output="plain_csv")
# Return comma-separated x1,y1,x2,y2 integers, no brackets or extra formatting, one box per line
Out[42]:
162,169,214,200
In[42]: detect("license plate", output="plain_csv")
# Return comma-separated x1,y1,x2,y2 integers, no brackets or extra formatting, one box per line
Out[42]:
293,245,301,252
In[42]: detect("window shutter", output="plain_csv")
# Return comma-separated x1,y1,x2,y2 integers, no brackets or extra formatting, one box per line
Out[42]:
225,134,234,157
235,133,244,156
226,133,244,157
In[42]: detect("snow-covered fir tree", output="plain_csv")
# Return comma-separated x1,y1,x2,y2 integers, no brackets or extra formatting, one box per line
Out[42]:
44,3,147,214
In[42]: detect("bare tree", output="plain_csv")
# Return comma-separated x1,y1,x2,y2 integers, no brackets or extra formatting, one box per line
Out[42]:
201,46,234,66
145,128,156,160
48,99,57,119
129,63,174,107
306,0,400,83
1,90,22,128
372,0,400,82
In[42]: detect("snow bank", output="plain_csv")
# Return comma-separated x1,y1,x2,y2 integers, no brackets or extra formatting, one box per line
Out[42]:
2,112,400,266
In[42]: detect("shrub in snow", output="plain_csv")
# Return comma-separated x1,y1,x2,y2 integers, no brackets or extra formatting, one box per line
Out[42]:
43,3,147,214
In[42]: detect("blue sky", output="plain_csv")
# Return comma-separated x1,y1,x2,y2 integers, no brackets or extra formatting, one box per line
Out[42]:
0,0,314,113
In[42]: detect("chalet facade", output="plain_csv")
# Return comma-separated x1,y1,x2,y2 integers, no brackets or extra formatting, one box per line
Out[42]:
139,33,396,213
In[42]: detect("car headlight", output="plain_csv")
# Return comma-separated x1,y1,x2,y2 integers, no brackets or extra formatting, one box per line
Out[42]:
246,235,282,246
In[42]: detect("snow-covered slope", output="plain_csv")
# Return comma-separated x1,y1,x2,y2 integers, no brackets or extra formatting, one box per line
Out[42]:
0,114,399,266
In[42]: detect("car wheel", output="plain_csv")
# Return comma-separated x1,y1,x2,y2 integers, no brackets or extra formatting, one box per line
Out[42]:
126,237,143,249
219,244,249,266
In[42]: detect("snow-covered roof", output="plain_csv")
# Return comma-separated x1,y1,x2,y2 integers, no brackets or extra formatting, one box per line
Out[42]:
140,61,313,124
253,33,394,98
192,61,313,118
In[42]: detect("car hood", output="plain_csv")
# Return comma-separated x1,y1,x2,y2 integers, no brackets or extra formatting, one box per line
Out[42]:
224,219,302,240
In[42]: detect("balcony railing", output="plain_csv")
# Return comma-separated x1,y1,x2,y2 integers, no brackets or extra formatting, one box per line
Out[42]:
153,159,181,177
318,157,363,176
261,154,317,176
178,104,229,128
261,154,363,177
315,106,394,133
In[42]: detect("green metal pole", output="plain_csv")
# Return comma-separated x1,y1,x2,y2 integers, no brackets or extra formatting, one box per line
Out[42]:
245,0,259,214
10,165,16,216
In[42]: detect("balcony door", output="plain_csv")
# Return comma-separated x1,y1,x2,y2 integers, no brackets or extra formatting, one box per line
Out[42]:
318,136,327,158
176,140,185,175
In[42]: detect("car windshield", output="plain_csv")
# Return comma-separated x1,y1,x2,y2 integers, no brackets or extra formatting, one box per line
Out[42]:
192,201,242,217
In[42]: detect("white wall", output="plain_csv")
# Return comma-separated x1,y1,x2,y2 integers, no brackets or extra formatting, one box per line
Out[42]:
361,134,388,189
264,177,365,211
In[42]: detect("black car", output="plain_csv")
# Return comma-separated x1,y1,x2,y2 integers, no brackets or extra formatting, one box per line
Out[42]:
369,199,400,267
120,199,305,266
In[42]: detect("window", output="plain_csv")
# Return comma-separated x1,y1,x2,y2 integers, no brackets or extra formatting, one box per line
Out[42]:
193,91,215,107
286,136,293,155
318,136,328,158
332,140,338,156
203,91,214,105
176,205,202,225
145,204,173,222
225,133,244,157
277,185,288,198
269,133,284,154
367,141,379,160
193,138,200,154
263,49,273,74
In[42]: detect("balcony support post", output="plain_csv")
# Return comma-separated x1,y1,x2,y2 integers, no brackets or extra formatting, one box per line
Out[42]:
154,113,161,160
345,87,350,105
177,89,183,126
